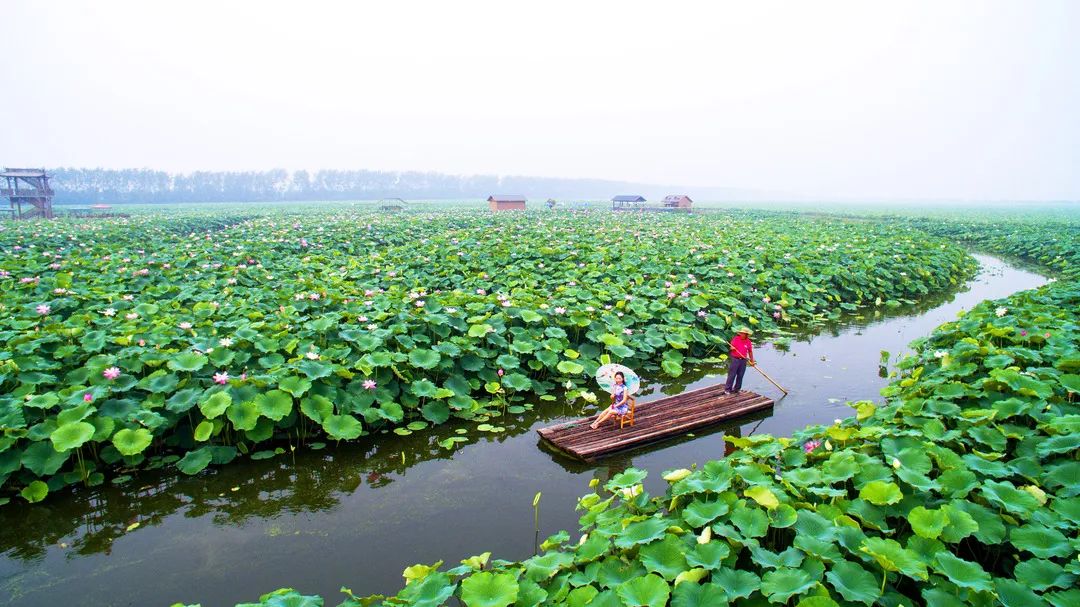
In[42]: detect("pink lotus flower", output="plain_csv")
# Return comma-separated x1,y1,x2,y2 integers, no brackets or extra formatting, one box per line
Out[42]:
83,393,94,402
803,440,821,454
363,379,377,390
179,322,193,330
497,368,505,377
213,372,229,384
102,308,116,317
35,304,50,315
103,367,121,380
1019,330,1027,337
697,310,707,317
306,351,320,360
623,328,633,335
126,312,138,320
554,307,567,315
138,339,146,346
415,300,425,307
774,311,781,318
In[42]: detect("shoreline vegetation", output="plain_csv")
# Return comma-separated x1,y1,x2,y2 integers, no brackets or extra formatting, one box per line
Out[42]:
170,211,1077,607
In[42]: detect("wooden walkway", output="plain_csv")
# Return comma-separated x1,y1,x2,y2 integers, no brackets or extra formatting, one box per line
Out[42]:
537,384,774,461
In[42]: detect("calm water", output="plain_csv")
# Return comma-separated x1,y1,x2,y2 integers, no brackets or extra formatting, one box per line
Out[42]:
0,254,1047,606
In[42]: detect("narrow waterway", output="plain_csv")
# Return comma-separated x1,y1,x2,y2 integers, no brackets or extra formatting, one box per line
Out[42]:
0,254,1047,607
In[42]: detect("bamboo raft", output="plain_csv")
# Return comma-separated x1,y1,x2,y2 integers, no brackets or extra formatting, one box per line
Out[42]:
537,384,774,461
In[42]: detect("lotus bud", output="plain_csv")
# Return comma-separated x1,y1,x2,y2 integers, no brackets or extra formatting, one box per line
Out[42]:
891,457,901,469
663,468,692,483
697,526,712,544
578,534,588,546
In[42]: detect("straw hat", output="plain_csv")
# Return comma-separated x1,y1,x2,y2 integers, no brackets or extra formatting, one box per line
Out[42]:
735,326,753,335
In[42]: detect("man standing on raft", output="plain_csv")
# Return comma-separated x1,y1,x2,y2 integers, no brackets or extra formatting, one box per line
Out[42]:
723,326,755,394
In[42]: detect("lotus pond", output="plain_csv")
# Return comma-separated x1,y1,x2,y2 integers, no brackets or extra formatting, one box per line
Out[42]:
1,202,1072,606
0,210,978,501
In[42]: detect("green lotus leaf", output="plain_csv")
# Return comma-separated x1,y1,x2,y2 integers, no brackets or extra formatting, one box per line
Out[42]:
255,390,293,422
409,349,441,370
199,391,232,419
420,401,450,424
981,480,1040,515
938,504,979,543
994,578,1046,607
825,560,880,605
278,376,312,397
20,480,49,503
297,360,332,379
24,392,60,410
410,379,438,398
760,567,816,604
1010,524,1071,558
227,400,261,431
50,421,95,452
932,552,992,592
565,585,598,607
176,447,214,475
468,324,494,338
523,551,575,582
908,506,949,540
299,395,333,424
556,360,584,375
745,486,780,510
859,480,903,505
615,573,670,607
685,541,730,570
605,468,647,490
860,537,927,580
502,373,532,391
459,571,518,607
670,582,728,607
21,441,69,476
322,414,363,440
613,518,669,549
682,499,730,528
112,428,153,456
711,568,760,600
730,503,769,538
638,534,688,581
397,571,456,607
194,420,214,441
1014,559,1075,591
168,352,208,372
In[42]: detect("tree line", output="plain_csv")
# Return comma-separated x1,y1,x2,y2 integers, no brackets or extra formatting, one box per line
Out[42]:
45,167,696,204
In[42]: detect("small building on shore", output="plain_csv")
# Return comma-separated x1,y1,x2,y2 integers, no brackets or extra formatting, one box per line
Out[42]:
488,195,526,211
661,195,693,210
377,198,407,212
612,195,647,210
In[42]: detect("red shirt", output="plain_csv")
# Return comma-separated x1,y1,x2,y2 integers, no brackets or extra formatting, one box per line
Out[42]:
730,334,754,360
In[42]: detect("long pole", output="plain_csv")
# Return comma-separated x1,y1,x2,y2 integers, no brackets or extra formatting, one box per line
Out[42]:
733,346,789,395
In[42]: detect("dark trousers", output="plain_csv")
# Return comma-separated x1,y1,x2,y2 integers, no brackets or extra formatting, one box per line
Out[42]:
725,358,748,392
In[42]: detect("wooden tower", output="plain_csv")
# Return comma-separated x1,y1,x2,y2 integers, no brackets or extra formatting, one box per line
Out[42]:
2,168,54,219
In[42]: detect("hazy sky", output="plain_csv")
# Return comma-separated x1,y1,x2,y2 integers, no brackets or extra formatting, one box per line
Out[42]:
2,1,1078,200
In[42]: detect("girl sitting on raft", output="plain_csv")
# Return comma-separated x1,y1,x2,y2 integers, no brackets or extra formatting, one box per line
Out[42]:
590,371,634,429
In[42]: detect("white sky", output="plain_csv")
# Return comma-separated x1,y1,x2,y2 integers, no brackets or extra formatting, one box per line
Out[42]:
2,1,1078,200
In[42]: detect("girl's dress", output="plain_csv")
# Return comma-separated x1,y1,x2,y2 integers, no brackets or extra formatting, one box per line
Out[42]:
612,384,630,415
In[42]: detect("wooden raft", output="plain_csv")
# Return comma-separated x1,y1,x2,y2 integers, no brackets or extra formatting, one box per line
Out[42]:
537,384,773,461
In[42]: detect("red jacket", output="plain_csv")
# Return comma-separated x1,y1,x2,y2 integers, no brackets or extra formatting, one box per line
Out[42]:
730,334,754,360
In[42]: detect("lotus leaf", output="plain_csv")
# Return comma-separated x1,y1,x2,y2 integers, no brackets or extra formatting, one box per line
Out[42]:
112,428,153,456
614,573,670,607
459,571,517,607
50,421,95,452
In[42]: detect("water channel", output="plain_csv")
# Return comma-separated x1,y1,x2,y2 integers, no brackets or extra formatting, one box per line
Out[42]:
0,253,1047,606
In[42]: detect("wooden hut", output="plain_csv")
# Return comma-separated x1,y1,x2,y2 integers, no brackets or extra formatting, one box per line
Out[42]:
2,168,54,219
487,195,526,211
612,195,647,210
661,194,693,210
377,198,407,212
